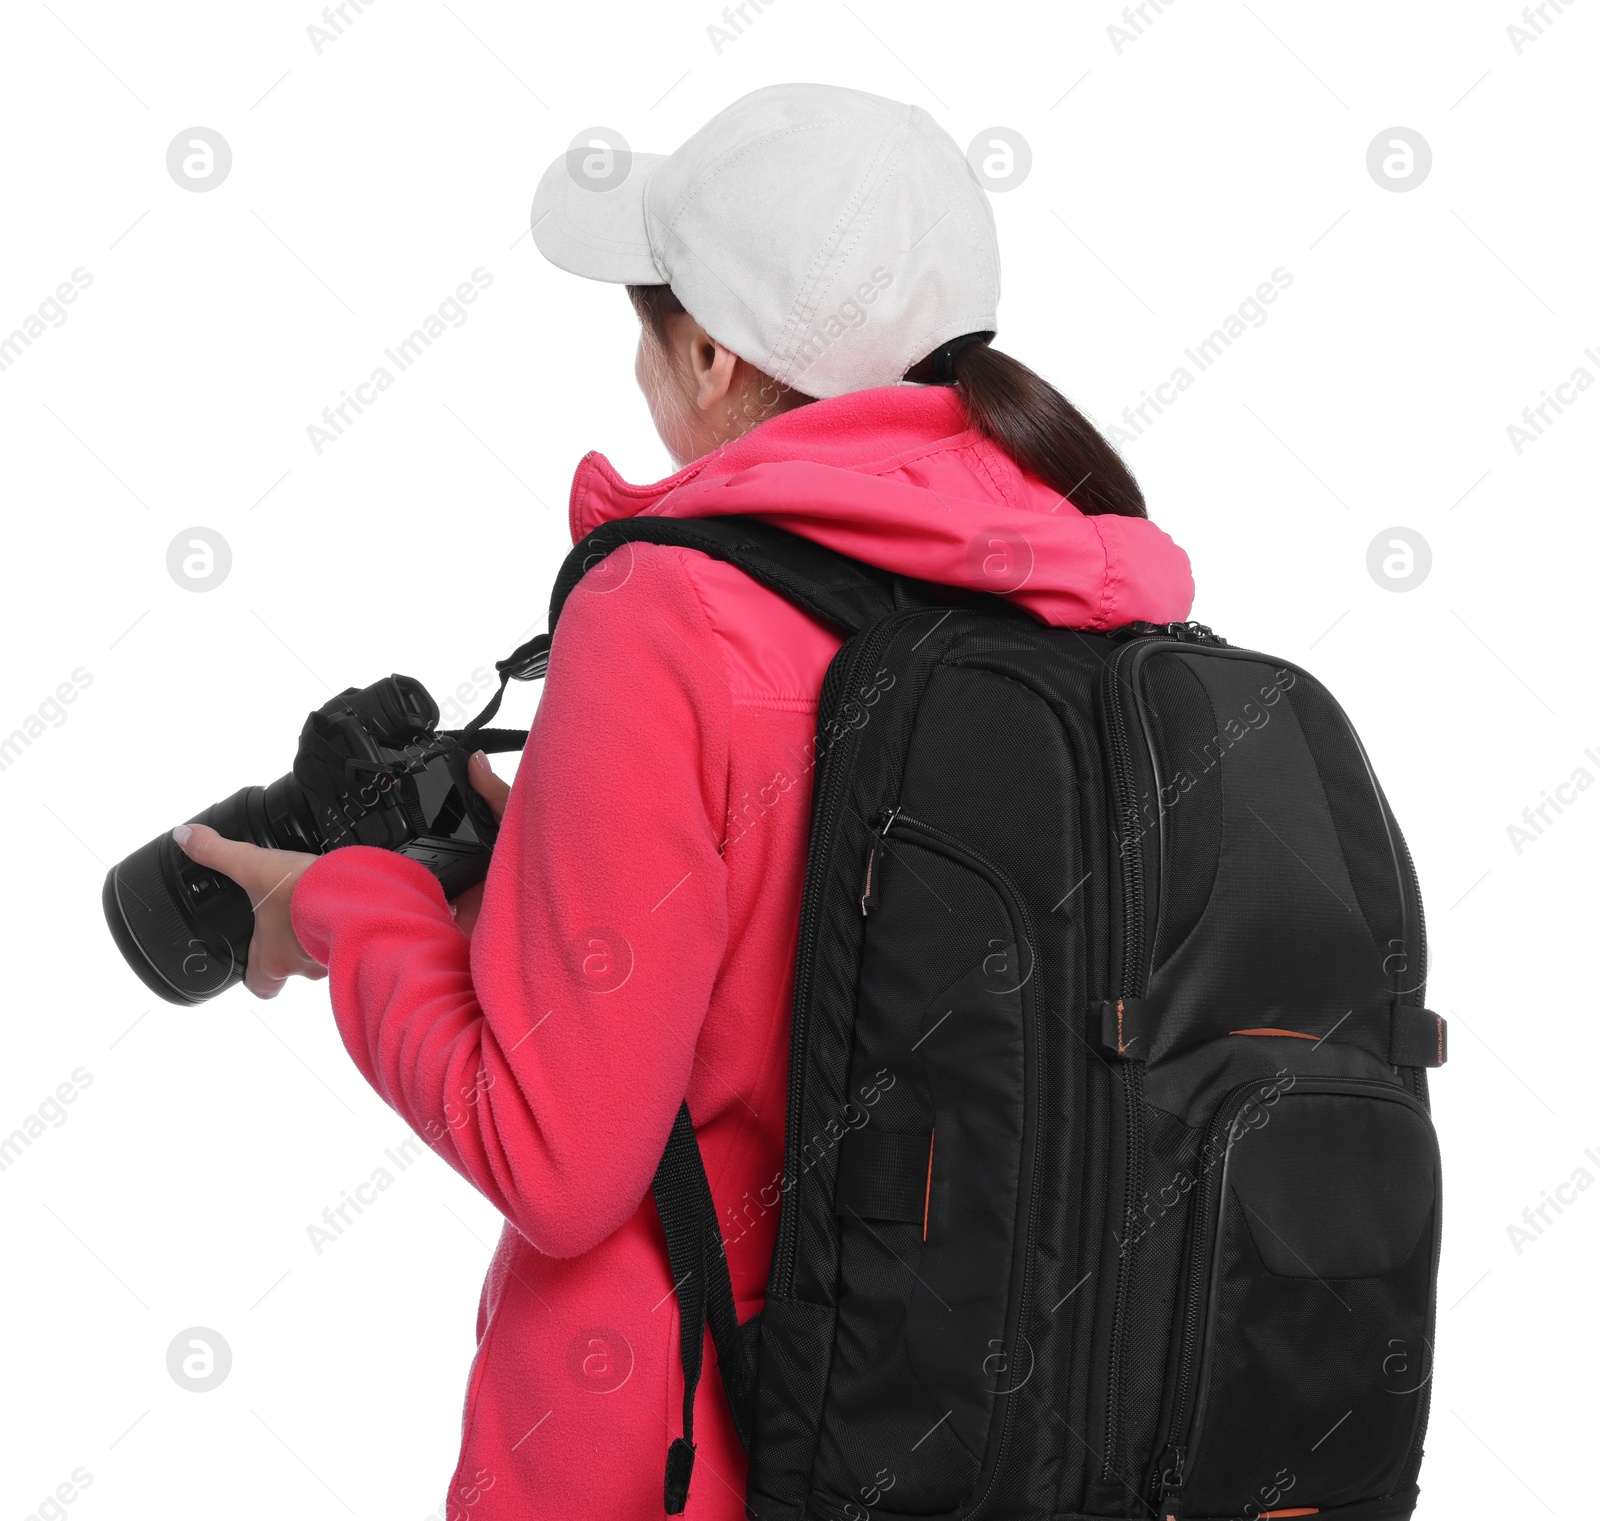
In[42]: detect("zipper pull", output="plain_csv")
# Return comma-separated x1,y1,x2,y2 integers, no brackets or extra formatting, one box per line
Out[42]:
1108,620,1227,647
861,809,900,915
861,840,880,915
1109,619,1163,643
1167,620,1227,646
1154,1446,1186,1521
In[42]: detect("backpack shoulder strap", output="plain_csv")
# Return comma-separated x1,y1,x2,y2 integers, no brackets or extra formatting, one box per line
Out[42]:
555,518,933,1510
549,513,923,636
444,515,958,1512
651,1102,758,1511
452,514,944,741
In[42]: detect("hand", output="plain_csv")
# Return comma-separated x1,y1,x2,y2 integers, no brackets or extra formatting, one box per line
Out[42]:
173,751,512,991
450,750,512,940
172,825,325,999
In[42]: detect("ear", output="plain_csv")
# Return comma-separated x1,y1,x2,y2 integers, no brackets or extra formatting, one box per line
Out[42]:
686,322,741,414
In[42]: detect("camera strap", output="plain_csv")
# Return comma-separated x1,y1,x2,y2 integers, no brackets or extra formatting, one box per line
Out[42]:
445,514,958,767
442,630,551,753
454,727,529,754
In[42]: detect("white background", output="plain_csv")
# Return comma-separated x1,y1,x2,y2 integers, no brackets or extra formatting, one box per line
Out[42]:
1,0,1595,1516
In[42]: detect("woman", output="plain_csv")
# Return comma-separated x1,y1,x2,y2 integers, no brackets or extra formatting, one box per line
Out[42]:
175,84,1194,1519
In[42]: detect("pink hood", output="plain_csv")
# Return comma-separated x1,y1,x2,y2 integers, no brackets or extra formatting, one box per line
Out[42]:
569,383,1194,630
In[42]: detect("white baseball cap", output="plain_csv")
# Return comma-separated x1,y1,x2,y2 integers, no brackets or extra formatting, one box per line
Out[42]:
530,83,1000,400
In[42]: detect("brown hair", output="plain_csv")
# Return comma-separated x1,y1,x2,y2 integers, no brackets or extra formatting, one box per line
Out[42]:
627,286,1146,519
627,282,689,340
906,340,1146,518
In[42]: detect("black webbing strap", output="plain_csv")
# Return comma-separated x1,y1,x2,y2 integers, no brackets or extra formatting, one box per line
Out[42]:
436,631,553,754
395,772,430,837
834,1129,934,1226
548,515,939,639
453,727,531,754
428,517,947,1512
1391,1005,1448,1068
650,1102,753,1512
651,1103,707,1512
443,514,948,757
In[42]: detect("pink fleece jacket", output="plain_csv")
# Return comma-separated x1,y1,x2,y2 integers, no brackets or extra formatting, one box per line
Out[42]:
290,383,1194,1520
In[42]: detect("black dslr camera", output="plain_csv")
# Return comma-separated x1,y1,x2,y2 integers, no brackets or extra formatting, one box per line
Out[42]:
102,646,543,1006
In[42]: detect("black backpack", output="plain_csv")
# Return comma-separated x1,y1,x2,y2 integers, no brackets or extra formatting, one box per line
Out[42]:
520,514,1445,1521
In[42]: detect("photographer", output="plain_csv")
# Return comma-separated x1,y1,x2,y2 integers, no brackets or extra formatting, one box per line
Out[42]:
173,83,1192,1520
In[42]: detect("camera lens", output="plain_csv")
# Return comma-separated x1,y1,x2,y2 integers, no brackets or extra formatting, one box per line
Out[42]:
101,781,311,1005
101,673,468,1004
103,830,254,1006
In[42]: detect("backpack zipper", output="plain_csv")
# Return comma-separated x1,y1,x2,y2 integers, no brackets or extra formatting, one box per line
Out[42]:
1100,638,1152,1483
1392,828,1434,1496
1150,1080,1261,1518
771,610,928,1298
1110,620,1227,647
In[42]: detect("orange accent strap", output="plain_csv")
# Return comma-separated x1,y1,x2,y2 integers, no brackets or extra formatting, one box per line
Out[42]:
1229,1026,1318,1040
1262,1509,1319,1517
1097,996,1152,1060
922,1129,935,1240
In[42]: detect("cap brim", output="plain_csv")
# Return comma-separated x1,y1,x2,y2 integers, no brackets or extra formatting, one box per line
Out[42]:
530,148,669,284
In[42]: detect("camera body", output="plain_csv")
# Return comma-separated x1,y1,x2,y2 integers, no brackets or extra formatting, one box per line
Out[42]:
102,675,501,1005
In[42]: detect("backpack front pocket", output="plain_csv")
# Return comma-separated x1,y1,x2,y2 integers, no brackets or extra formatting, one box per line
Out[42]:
813,814,1042,1518
1152,1078,1440,1519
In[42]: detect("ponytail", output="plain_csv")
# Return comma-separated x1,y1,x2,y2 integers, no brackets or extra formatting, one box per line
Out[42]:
906,338,1147,519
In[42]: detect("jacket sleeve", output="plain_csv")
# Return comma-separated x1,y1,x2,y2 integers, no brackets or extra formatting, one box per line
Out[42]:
290,542,731,1257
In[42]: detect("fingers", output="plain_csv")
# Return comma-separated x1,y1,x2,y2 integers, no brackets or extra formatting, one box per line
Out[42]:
244,953,288,999
452,881,487,939
245,942,325,999
175,827,323,999
246,958,325,998
244,926,288,999
468,750,512,824
173,822,263,890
